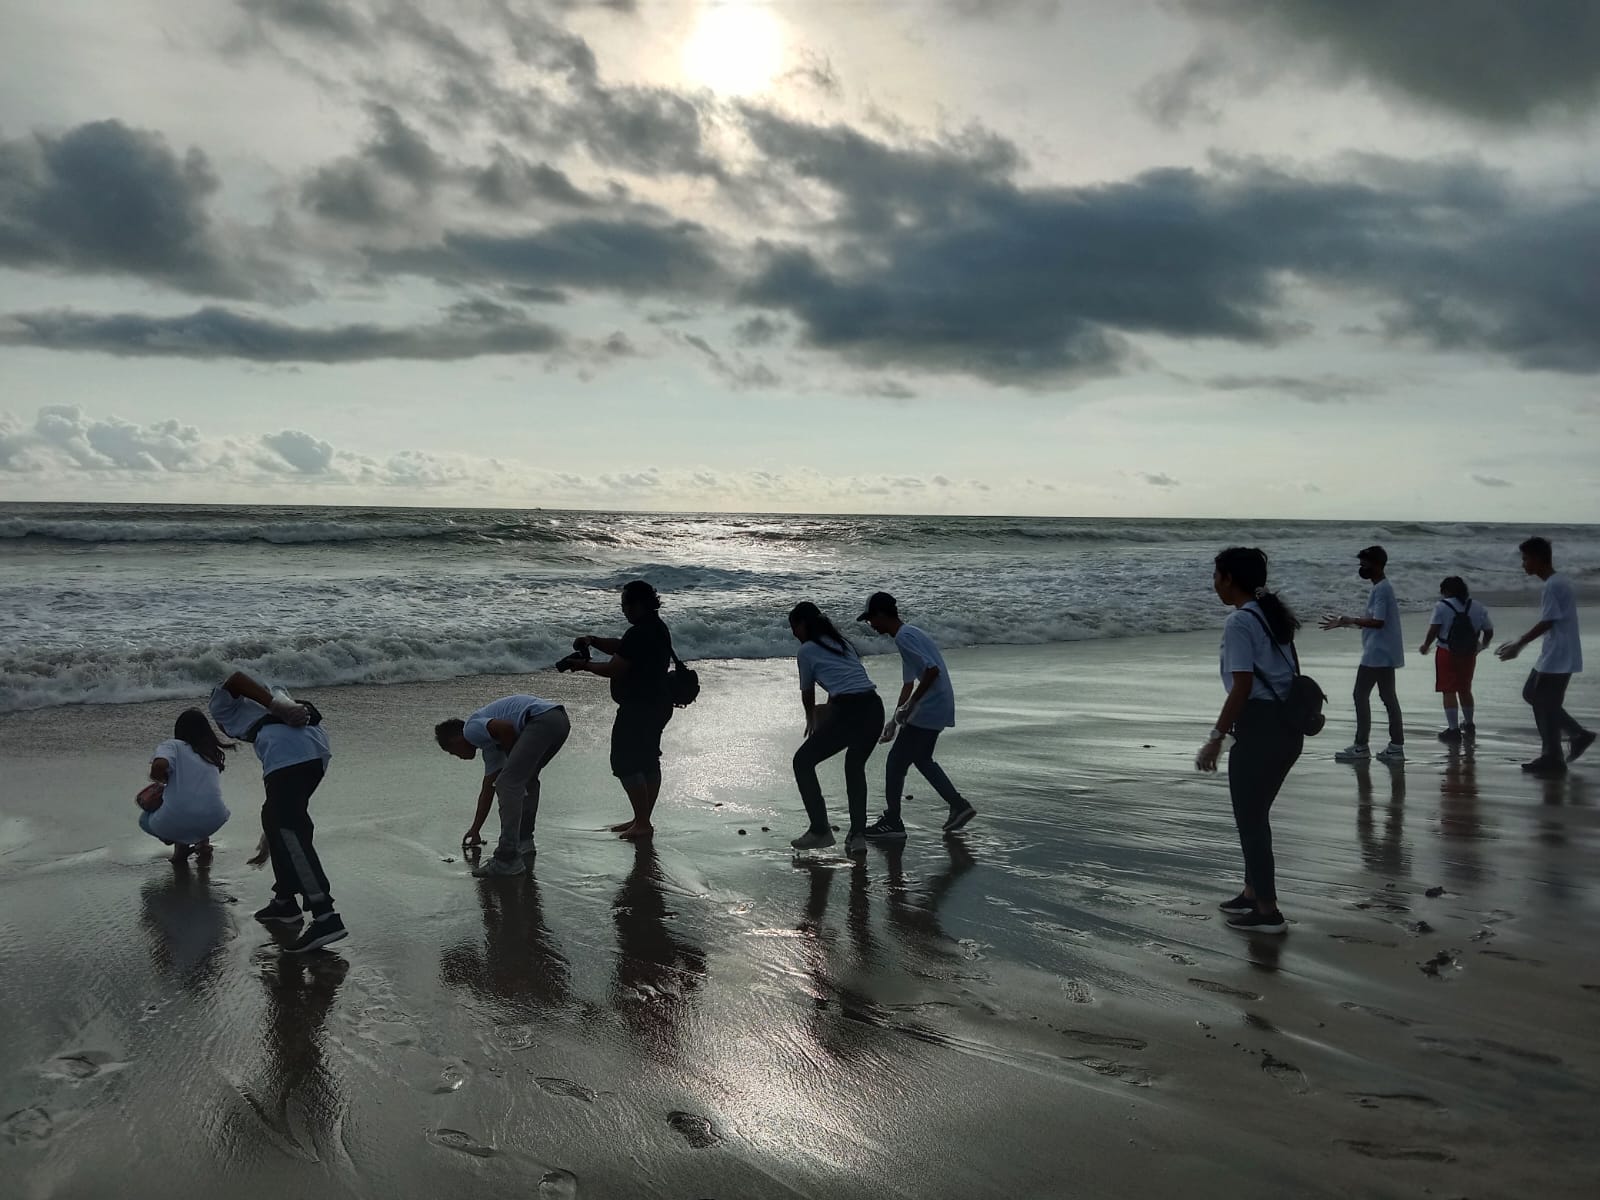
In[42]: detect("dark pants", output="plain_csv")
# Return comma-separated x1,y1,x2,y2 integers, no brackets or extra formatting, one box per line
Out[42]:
262,759,334,916
1227,702,1303,907
1523,670,1588,761
794,691,885,836
885,725,964,819
1354,665,1404,747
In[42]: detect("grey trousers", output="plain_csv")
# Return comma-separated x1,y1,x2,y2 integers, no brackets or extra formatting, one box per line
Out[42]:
1523,670,1587,762
494,708,571,858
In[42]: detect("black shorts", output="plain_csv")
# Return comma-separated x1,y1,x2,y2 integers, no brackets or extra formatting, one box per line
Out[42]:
610,702,673,781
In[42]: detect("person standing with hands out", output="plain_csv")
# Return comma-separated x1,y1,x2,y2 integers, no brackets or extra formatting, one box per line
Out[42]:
788,602,885,855
1196,548,1305,935
1496,537,1594,775
568,580,675,839
1418,577,1493,744
857,592,976,839
1321,545,1406,763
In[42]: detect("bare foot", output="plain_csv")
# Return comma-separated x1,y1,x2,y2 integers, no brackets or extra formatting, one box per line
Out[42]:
609,820,637,833
618,823,654,841
171,843,193,862
195,840,213,864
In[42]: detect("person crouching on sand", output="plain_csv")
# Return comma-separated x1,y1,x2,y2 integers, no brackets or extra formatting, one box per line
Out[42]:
567,580,675,839
1417,576,1493,745
209,671,346,953
137,709,234,863
435,694,571,876
1195,548,1305,935
788,601,885,855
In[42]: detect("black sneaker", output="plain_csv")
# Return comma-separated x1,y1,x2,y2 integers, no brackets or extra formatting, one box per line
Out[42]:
1462,724,1476,741
1570,730,1596,764
1218,892,1255,916
1521,756,1567,776
1226,909,1286,935
1436,728,1462,744
864,814,907,841
942,804,977,834
285,913,348,954
254,896,303,924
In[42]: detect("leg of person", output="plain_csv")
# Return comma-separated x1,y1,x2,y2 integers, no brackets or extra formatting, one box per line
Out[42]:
1376,666,1404,748
501,708,571,854
620,706,671,840
1541,672,1592,755
262,761,347,951
1524,670,1562,766
1353,666,1376,748
792,717,851,846
907,727,967,810
841,696,885,846
1456,655,1477,739
881,729,915,824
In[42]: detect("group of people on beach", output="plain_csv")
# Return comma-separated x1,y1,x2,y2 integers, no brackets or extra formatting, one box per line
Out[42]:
134,535,1588,953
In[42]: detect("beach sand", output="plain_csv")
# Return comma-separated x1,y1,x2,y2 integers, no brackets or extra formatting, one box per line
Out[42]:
2,612,1597,1199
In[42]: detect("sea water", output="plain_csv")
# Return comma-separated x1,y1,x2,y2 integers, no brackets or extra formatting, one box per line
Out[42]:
2,503,1594,712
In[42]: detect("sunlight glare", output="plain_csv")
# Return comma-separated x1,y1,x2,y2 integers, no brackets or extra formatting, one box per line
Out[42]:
681,3,785,95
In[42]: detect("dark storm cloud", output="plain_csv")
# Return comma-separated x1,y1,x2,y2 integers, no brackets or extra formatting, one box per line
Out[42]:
734,315,785,347
1172,0,1600,125
472,149,596,208
1,305,564,362
239,0,371,45
0,120,265,296
1204,373,1382,404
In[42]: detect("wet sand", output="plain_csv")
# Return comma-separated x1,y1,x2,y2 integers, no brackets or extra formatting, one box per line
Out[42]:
2,614,1597,1199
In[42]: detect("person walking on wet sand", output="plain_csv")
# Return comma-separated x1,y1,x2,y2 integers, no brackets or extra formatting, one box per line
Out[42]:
567,580,675,839
435,694,571,876
1196,548,1305,935
1496,536,1594,776
209,671,347,953
788,601,885,855
1418,576,1493,744
137,709,234,864
857,591,976,839
1321,545,1406,764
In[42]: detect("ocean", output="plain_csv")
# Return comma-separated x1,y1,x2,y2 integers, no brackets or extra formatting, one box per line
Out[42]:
2,502,1595,713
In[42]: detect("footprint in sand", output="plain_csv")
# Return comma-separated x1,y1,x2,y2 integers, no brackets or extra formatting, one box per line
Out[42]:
494,1025,540,1052
1243,1012,1278,1033
1477,949,1545,967
1328,934,1399,948
1349,1092,1445,1111
1187,978,1263,1001
428,1128,497,1157
1052,1027,1148,1050
41,1052,124,1081
2,1107,53,1144
1261,1052,1308,1094
1338,1001,1414,1026
1059,980,1094,1004
1472,1038,1562,1066
1071,1056,1154,1087
536,1077,597,1104
539,1169,579,1198
666,1111,721,1149
1337,1140,1455,1163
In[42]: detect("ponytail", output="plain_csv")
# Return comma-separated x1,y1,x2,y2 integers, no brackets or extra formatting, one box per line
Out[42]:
1215,547,1300,645
787,601,857,658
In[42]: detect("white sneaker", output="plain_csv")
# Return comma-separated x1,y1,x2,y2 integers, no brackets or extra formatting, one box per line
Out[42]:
790,829,836,851
1334,744,1370,763
1375,743,1406,763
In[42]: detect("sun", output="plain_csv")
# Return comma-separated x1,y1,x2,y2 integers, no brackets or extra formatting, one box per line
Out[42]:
681,3,786,95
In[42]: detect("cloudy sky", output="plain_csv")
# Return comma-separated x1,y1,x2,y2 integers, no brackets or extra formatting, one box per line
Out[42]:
1,0,1597,518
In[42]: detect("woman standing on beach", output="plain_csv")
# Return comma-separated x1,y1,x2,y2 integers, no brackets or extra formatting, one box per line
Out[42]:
137,709,233,863
788,602,884,855
1195,548,1304,935
570,580,675,839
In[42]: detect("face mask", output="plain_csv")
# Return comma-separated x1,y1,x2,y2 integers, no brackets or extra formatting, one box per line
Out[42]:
1358,564,1373,580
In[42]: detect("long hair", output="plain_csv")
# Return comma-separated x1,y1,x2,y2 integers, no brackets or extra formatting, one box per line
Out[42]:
1439,575,1470,602
788,601,856,657
176,708,234,771
1215,547,1300,644
621,579,662,612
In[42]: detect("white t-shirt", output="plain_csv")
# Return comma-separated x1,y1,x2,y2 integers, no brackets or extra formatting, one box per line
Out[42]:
895,624,955,730
465,694,562,776
1536,573,1583,674
208,685,332,776
1360,579,1405,669
146,739,230,843
1429,598,1492,651
1221,602,1297,701
797,640,875,697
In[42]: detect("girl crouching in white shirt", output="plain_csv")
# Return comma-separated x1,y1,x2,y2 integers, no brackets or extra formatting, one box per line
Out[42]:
138,709,233,862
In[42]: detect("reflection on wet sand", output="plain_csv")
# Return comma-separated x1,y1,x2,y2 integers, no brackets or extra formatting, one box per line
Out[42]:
139,863,231,994
882,840,977,954
1355,760,1410,881
1438,745,1484,887
611,841,707,1061
439,866,575,1017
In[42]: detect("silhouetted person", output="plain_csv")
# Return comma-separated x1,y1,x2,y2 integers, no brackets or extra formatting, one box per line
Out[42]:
1497,536,1593,775
1322,545,1405,763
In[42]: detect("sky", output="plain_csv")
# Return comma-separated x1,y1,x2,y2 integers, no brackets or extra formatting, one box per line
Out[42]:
0,0,1597,520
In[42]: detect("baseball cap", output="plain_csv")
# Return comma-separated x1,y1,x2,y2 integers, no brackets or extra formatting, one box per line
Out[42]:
1357,545,1388,566
857,591,898,621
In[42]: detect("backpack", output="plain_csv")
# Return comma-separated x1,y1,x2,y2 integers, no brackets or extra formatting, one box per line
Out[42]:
666,644,700,708
1443,599,1478,657
1244,610,1327,737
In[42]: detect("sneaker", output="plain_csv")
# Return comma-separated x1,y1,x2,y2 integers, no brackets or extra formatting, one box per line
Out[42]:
1375,743,1405,763
1521,756,1567,776
942,804,978,833
844,832,867,854
254,896,303,924
1462,723,1477,741
472,853,525,877
864,814,907,841
1436,728,1462,744
517,838,537,857
790,829,836,851
1226,909,1287,935
285,912,348,954
1333,744,1370,763
1570,730,1596,764
1218,892,1255,916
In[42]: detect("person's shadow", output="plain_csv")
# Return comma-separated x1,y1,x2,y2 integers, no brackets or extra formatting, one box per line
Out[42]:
610,842,707,1062
439,870,577,1018
139,863,232,995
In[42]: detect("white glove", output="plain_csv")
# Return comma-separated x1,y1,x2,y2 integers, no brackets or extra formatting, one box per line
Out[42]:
269,692,310,727
894,705,913,727
879,720,898,744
